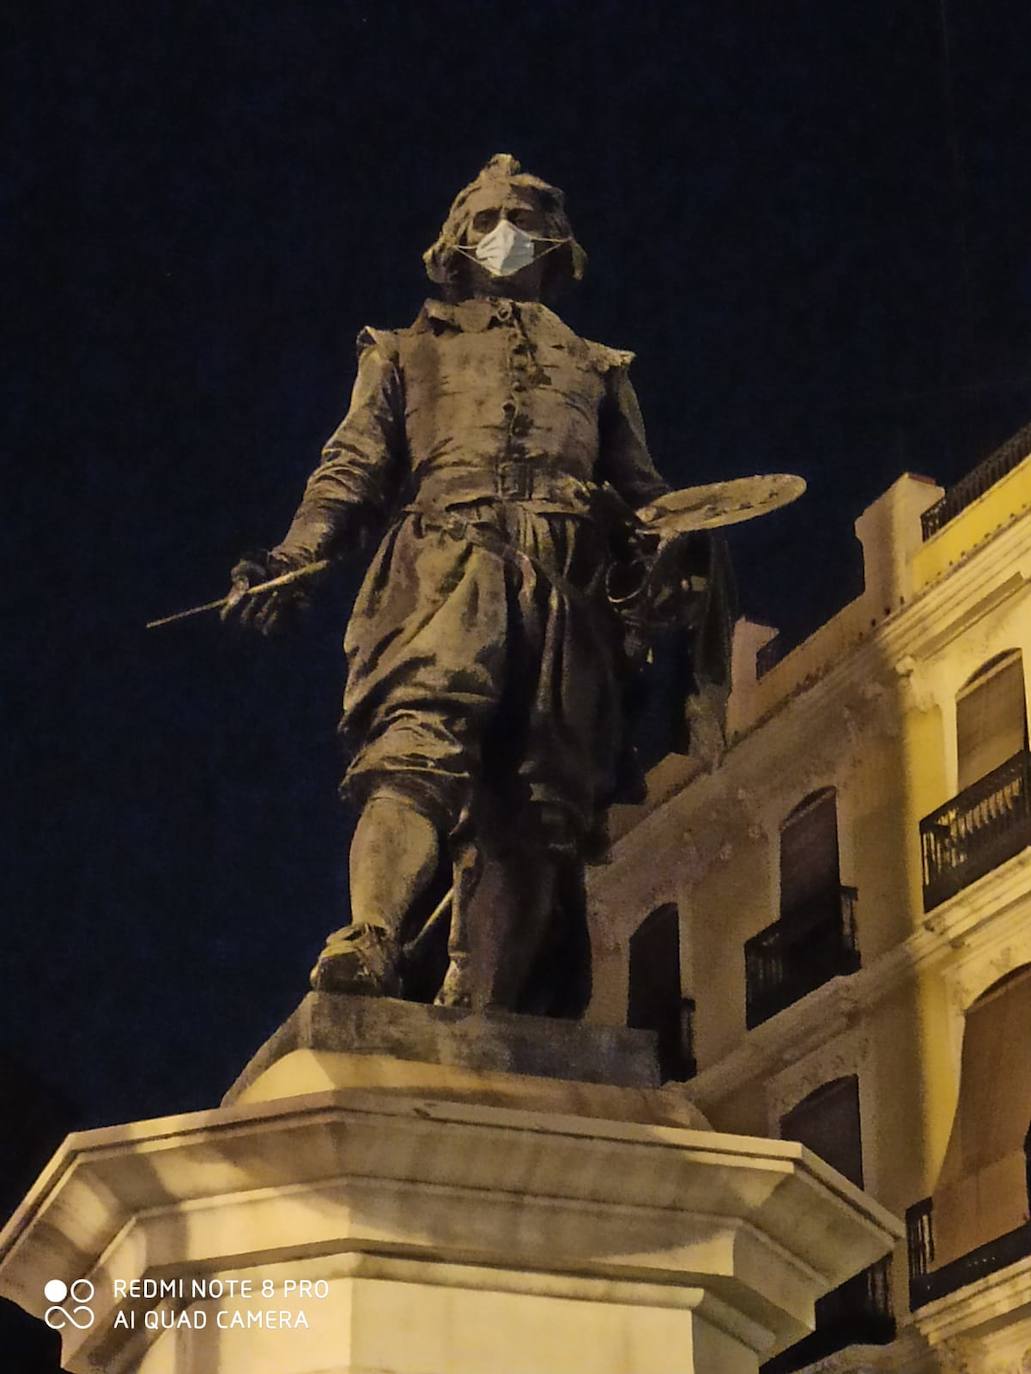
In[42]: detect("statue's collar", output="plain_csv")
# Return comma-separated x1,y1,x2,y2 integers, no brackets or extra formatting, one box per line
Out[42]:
420,297,560,334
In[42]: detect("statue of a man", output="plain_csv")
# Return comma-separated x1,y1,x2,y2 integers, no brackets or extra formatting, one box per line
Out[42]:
224,154,731,1015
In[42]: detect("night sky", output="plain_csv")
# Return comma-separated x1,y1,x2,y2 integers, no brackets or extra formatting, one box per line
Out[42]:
5,0,1031,1153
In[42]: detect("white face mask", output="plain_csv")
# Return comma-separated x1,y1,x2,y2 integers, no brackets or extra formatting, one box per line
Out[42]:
459,217,569,279
474,218,537,277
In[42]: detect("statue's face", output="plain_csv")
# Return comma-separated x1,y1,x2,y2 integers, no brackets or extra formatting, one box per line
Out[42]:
456,183,551,299
460,185,551,247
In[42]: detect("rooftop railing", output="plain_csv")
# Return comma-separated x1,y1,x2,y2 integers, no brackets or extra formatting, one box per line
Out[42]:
919,749,1031,910
920,421,1031,540
756,633,785,679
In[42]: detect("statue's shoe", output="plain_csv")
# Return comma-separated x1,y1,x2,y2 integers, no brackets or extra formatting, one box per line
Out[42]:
309,923,402,997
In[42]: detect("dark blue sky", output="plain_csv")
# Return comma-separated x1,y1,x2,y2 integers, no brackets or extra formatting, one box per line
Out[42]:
5,0,1031,1138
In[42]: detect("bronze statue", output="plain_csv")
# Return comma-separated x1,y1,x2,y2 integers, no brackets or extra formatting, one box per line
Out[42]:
220,154,735,1015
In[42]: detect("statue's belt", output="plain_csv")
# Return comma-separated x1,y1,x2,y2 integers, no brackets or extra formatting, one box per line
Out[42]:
397,505,709,643
406,460,595,509
399,504,598,611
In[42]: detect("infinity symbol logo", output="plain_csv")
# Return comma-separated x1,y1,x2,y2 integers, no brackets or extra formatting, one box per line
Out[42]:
43,1278,96,1331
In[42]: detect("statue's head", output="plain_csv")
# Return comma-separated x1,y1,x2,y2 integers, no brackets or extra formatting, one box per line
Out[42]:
423,154,587,302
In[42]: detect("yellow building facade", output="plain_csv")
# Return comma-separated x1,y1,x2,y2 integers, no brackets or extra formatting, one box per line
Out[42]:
586,429,1031,1373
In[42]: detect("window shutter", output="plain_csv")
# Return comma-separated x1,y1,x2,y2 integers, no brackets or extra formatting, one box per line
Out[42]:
781,1076,864,1189
780,790,840,919
931,965,1031,1268
956,652,1027,791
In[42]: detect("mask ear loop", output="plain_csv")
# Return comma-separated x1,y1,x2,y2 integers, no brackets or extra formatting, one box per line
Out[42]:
453,236,571,267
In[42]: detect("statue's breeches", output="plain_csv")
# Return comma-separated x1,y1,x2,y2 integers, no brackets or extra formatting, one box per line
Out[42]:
339,503,623,839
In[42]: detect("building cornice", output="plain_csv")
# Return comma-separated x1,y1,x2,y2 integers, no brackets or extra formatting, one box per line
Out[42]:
603,503,1030,867
913,1253,1031,1349
794,1328,933,1374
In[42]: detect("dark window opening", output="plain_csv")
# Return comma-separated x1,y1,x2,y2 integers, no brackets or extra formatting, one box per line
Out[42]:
746,790,860,1027
627,904,694,1081
781,1076,864,1188
780,789,840,921
763,1077,893,1372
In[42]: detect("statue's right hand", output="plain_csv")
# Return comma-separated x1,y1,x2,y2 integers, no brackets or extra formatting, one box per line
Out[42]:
220,550,307,635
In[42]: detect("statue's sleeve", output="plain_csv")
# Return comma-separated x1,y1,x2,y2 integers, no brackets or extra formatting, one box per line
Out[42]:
274,328,405,564
594,354,670,510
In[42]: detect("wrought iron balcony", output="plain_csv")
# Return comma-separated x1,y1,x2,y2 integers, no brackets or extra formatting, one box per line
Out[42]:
907,1196,1031,1308
761,1256,895,1373
920,420,1031,539
919,749,1031,911
744,886,860,1029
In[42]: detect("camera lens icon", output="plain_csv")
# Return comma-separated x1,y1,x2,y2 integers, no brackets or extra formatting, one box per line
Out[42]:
44,1278,96,1331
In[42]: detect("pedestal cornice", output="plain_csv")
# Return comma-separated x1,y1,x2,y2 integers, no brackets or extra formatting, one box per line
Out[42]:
0,1086,902,1373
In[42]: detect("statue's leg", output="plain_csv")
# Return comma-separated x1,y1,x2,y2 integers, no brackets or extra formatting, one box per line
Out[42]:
434,801,569,1013
432,834,482,1010
483,798,593,1016
349,792,440,933
480,840,559,1011
310,790,440,996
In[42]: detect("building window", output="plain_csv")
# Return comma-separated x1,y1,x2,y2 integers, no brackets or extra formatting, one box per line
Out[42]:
920,652,1031,909
909,965,1031,1307
929,966,1031,1263
956,651,1027,791
627,904,694,1081
745,790,860,1028
763,1077,894,1372
780,788,840,922
781,1076,864,1187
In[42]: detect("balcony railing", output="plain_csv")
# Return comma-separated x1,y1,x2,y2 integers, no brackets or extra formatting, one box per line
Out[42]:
906,1198,934,1287
761,1256,895,1374
745,886,860,1029
907,1195,1031,1308
919,749,1031,910
920,420,1031,539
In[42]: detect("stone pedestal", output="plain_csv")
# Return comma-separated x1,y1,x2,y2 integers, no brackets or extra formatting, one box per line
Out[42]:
223,992,671,1102
0,999,902,1374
